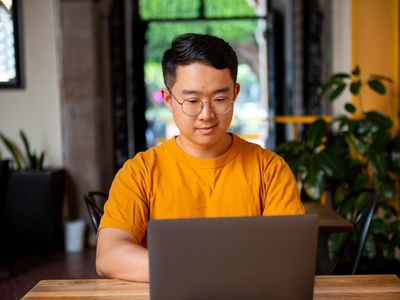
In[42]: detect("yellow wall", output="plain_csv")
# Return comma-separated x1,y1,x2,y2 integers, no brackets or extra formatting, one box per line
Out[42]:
352,0,399,129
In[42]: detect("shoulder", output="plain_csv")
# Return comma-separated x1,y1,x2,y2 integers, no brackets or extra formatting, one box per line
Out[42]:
234,134,286,166
112,141,163,178
129,138,175,166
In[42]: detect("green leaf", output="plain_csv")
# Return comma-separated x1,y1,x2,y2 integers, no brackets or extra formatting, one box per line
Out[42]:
370,132,392,152
368,79,386,94
346,133,369,155
344,103,356,113
329,83,346,101
303,167,325,200
362,234,376,258
317,150,345,179
368,150,388,177
380,204,397,219
291,153,310,179
375,176,396,199
19,130,31,157
279,147,309,178
352,65,360,76
371,218,390,235
317,73,350,96
337,194,357,216
355,117,388,140
333,114,351,129
354,192,370,213
350,80,362,95
364,111,392,130
276,141,306,174
276,141,304,155
331,73,351,80
391,221,400,235
20,130,35,170
37,151,45,171
325,134,351,160
389,135,400,174
370,74,393,83
317,79,335,96
306,119,328,150
0,132,24,170
351,173,370,191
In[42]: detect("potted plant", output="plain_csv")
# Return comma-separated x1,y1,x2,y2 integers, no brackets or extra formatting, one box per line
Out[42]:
0,130,64,255
276,66,400,273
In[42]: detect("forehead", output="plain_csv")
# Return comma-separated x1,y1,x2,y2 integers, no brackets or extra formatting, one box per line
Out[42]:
173,63,234,92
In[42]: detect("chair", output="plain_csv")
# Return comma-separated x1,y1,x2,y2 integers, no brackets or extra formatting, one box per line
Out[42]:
84,191,108,232
0,160,14,278
330,188,378,274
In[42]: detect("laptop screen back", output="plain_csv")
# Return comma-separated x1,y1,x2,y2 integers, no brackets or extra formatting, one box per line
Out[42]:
148,214,318,300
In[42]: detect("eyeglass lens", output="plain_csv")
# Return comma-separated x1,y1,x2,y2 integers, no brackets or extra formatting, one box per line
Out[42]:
182,98,232,116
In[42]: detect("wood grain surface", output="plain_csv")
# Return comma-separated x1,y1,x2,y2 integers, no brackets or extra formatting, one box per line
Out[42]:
22,275,400,299
304,202,353,233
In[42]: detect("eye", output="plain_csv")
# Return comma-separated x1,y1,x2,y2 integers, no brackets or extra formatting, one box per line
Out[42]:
184,98,201,105
213,97,229,103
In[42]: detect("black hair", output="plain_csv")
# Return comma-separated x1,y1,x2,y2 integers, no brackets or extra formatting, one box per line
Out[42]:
162,33,238,88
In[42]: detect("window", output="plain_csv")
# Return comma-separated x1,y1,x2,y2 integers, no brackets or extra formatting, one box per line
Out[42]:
0,0,23,88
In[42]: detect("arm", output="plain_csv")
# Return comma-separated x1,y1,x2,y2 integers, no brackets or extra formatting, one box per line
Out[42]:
96,228,149,282
263,156,304,216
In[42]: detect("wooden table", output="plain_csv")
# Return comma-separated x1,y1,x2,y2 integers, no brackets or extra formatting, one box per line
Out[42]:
22,275,400,299
304,201,353,233
304,201,354,274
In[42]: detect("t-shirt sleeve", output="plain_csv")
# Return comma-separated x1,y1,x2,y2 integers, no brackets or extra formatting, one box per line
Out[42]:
262,154,305,216
98,156,149,242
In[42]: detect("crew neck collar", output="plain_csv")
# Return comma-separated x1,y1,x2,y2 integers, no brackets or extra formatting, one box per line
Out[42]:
166,133,241,169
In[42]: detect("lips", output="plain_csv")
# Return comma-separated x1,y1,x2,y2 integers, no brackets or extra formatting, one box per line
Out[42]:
197,124,217,134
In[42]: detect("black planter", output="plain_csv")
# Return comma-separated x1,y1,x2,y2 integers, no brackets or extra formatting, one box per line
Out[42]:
0,160,14,275
0,160,10,211
5,169,65,255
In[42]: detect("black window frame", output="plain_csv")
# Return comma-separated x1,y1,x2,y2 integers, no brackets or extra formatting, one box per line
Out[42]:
0,0,24,89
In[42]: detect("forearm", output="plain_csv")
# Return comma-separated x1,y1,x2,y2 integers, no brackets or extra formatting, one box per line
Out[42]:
96,229,149,282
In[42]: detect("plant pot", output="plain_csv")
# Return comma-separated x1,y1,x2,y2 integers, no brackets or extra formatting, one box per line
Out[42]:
0,160,10,212
64,219,86,252
5,169,65,255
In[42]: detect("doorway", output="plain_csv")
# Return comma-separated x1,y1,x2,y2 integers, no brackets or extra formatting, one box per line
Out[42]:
140,0,269,148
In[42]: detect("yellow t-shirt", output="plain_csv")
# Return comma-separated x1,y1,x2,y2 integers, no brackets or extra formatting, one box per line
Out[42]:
99,134,304,243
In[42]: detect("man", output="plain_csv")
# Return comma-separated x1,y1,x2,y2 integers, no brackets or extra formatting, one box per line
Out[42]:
96,33,304,282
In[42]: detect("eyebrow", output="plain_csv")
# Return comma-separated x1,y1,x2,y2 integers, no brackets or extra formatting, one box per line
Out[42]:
181,87,231,95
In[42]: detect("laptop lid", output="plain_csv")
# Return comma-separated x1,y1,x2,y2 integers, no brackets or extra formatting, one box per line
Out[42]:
148,214,318,300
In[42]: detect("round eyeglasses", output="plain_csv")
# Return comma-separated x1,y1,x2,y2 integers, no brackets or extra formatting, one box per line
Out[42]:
167,89,234,117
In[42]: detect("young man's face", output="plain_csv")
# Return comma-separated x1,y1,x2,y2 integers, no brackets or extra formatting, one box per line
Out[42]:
162,62,240,154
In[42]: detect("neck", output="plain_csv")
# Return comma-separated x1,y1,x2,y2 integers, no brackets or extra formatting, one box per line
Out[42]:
176,133,233,159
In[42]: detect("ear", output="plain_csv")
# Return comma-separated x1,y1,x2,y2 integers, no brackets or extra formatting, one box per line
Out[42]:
161,88,173,112
233,83,241,101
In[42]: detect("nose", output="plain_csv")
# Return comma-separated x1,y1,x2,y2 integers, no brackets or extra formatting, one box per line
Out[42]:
198,101,215,119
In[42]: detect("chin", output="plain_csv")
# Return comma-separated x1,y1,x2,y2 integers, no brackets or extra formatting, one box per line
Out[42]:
193,133,225,146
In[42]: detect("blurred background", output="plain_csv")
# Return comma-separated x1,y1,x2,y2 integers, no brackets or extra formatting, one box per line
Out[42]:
0,0,398,298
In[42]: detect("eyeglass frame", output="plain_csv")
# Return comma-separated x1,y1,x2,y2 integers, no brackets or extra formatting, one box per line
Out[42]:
165,87,236,117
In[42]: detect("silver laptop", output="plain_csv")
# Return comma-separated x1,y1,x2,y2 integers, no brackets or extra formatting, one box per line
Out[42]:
148,214,318,300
